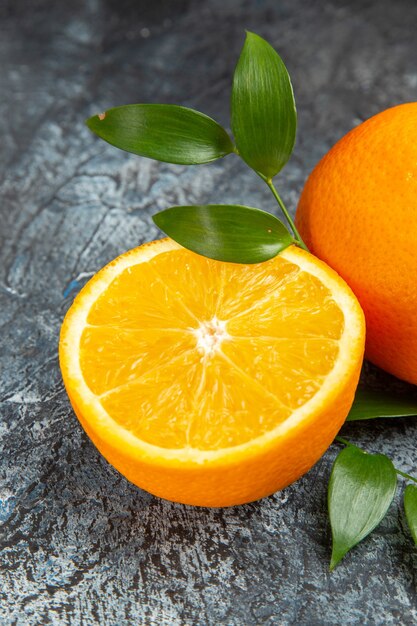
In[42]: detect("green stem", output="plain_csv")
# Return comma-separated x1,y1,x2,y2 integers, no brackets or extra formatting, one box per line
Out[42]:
261,175,308,251
335,436,417,484
396,469,417,485
335,435,356,448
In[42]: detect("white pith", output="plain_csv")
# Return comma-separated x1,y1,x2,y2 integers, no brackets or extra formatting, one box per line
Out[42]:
193,317,230,357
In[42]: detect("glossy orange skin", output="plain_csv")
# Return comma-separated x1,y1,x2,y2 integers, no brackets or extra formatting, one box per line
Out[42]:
296,103,417,384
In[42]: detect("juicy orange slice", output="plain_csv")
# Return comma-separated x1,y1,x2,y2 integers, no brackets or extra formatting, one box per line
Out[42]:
59,239,365,506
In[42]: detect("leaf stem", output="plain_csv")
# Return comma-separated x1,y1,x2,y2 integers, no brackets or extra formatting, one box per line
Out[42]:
396,469,417,485
335,435,357,448
261,176,308,251
335,436,417,484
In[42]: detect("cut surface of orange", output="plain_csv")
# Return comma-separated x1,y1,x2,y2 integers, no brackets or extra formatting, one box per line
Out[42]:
59,239,365,507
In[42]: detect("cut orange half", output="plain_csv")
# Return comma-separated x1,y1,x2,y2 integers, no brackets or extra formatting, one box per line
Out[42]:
59,239,365,507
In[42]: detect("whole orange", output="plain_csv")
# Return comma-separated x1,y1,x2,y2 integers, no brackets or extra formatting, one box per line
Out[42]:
296,103,417,384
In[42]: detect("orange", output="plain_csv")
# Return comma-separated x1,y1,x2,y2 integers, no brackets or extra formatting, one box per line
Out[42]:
296,103,417,384
59,239,364,507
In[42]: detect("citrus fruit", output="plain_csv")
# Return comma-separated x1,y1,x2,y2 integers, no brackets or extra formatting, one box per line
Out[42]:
59,239,364,507
295,103,417,384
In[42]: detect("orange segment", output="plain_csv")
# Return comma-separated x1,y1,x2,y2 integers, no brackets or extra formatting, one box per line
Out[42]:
216,255,300,319
80,327,196,396
59,238,365,507
88,260,197,329
148,249,222,320
222,337,339,409
227,269,345,339
101,349,201,449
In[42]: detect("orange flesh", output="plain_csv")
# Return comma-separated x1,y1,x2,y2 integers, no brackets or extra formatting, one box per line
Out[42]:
79,249,344,451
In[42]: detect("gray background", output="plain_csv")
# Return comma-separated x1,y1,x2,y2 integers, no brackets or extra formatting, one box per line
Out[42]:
1,0,417,624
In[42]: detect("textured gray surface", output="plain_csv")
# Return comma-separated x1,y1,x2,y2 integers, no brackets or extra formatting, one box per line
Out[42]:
1,0,417,624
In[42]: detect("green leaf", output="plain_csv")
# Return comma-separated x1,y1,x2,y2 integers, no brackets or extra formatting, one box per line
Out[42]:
86,104,234,165
404,485,417,545
231,31,297,179
347,387,417,421
328,446,397,570
153,204,294,263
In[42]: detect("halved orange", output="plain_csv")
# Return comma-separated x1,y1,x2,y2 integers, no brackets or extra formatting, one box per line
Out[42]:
59,239,365,507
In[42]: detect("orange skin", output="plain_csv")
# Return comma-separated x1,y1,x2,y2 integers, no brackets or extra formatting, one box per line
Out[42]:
296,103,417,384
